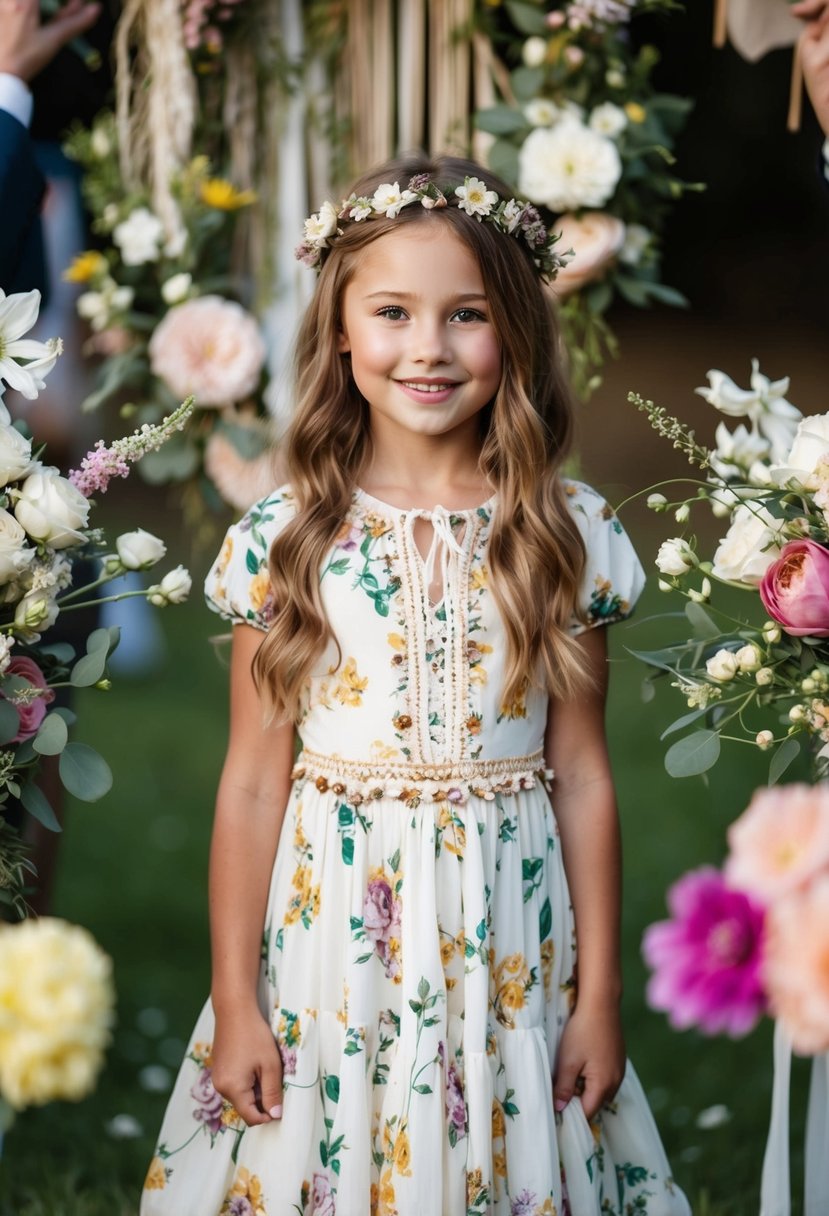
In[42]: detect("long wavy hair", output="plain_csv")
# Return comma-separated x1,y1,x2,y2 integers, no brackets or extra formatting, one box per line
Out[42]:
253,153,589,722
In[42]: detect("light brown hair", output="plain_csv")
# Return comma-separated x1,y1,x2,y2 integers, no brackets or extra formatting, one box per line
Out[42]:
253,153,588,721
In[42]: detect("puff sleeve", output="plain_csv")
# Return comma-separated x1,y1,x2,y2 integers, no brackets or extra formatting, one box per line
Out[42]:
204,487,296,630
565,480,646,635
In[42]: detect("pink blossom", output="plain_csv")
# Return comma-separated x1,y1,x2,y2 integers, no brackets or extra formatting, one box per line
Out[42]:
148,295,265,408
764,876,829,1054
642,866,767,1037
2,656,54,742
68,442,129,496
725,784,829,904
760,539,829,636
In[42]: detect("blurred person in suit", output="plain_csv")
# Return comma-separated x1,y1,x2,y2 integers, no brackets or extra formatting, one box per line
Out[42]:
793,0,829,179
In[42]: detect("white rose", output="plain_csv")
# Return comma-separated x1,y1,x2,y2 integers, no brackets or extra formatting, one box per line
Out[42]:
161,273,192,305
771,412,829,487
589,102,627,137
706,649,739,682
735,643,762,672
115,529,166,571
14,589,58,634
113,208,164,267
518,120,622,211
0,421,33,487
710,504,784,585
0,509,34,584
655,537,695,576
14,466,90,549
524,98,561,127
522,36,548,67
148,565,191,606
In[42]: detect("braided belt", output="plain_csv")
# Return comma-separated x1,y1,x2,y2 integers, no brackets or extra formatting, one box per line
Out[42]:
290,747,552,806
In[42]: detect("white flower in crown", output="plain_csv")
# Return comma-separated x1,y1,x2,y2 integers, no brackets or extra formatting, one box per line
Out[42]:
500,199,523,233
304,200,340,248
455,177,499,218
348,196,374,222
371,182,418,219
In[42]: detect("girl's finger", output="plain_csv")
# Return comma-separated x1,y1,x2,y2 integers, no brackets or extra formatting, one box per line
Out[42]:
552,1060,584,1113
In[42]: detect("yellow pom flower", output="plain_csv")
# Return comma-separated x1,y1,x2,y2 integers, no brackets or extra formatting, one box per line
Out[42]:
63,251,107,283
200,179,258,210
624,101,647,123
0,918,114,1110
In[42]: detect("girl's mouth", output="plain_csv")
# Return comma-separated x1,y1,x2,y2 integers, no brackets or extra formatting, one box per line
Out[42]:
396,379,461,403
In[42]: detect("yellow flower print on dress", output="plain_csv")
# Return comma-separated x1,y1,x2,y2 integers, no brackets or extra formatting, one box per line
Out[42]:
143,1156,168,1190
378,1167,398,1216
364,511,392,538
498,679,529,721
221,1167,267,1215
541,938,555,1001
334,657,369,707
466,1167,490,1214
284,803,321,928
470,564,488,591
393,1122,412,1176
492,952,537,1028
248,568,271,613
387,632,406,651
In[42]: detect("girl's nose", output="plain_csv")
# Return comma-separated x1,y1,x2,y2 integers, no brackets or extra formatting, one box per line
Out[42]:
411,320,452,365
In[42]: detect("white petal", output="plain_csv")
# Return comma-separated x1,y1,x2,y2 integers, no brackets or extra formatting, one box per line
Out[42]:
0,290,41,342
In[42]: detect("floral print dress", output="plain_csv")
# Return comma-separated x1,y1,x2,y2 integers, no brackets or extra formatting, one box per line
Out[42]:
141,481,690,1216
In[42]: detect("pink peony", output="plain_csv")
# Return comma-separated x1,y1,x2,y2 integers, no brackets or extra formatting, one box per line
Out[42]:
642,866,767,1037
550,211,625,298
148,295,266,408
764,876,829,1054
725,784,829,904
759,539,829,636
2,656,54,742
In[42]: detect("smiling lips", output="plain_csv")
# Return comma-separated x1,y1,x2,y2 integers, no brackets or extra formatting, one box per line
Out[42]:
397,378,460,395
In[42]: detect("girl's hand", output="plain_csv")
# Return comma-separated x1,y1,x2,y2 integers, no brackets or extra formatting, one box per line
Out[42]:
210,1007,284,1127
552,1005,626,1122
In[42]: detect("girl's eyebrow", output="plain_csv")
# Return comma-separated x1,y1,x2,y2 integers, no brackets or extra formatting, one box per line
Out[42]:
364,290,488,301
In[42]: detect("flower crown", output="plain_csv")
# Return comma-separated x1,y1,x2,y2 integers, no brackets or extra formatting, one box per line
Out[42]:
295,174,574,282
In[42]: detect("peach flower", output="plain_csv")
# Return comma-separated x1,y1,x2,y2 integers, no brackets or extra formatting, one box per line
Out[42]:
763,876,829,1053
550,211,625,298
148,295,266,408
203,430,283,511
725,784,829,903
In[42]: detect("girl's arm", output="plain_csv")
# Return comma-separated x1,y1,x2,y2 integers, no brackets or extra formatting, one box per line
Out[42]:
208,623,295,1126
544,625,625,1122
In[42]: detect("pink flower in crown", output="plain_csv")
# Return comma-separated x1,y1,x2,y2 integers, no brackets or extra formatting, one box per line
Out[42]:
725,784,829,904
2,656,54,742
642,866,767,1037
760,539,829,636
309,1172,335,1216
764,875,829,1054
190,1066,224,1134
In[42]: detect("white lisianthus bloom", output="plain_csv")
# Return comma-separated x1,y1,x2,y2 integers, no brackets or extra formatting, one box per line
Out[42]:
13,465,90,549
709,421,770,480
736,643,762,672
0,634,13,675
619,222,652,266
770,411,829,488
518,120,622,211
706,649,739,682
371,183,418,219
113,208,164,266
0,289,62,400
455,177,498,218
524,98,561,127
161,273,192,306
303,200,340,246
589,102,627,137
148,565,192,606
0,509,34,585
522,36,548,67
116,529,167,571
13,589,59,634
0,421,32,487
696,359,801,463
655,537,696,576
710,503,784,585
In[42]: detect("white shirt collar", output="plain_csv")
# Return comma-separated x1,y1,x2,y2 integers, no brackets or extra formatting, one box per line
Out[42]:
0,73,33,129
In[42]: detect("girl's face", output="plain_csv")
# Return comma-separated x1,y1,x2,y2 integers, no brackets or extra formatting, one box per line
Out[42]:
337,223,502,444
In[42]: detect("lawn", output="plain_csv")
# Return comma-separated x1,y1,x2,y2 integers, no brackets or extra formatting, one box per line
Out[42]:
0,555,811,1214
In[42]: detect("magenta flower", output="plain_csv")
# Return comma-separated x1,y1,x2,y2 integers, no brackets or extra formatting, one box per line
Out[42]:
642,866,767,1037
760,539,829,636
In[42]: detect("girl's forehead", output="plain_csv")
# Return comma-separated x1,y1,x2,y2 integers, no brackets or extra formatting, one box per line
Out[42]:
345,223,486,291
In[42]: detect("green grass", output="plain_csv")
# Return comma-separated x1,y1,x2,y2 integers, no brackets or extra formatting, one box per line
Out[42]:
0,576,810,1214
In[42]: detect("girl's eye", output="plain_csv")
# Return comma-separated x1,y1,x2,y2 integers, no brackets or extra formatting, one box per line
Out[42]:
377,306,407,320
452,308,486,324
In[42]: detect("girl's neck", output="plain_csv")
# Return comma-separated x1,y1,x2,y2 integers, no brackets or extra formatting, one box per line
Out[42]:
360,428,489,513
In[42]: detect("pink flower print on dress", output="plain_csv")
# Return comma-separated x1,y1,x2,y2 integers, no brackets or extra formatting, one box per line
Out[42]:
190,1066,224,1134
363,873,402,981
309,1172,335,1216
227,1199,254,1216
334,521,362,552
444,1058,467,1141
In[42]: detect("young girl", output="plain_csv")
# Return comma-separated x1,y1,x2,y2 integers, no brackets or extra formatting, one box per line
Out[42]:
141,154,689,1216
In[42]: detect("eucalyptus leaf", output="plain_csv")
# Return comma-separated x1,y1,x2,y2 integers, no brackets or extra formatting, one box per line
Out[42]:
640,678,656,704
660,706,709,740
475,105,529,136
685,601,721,640
138,432,201,484
37,642,76,663
0,698,20,745
86,627,114,655
484,141,520,188
70,648,108,688
665,730,721,778
505,1,548,34
21,781,61,831
59,743,113,801
509,66,546,102
769,738,801,785
33,712,69,756
52,706,77,727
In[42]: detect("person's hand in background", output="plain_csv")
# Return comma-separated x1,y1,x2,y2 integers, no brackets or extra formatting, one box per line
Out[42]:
0,0,100,85
793,0,829,138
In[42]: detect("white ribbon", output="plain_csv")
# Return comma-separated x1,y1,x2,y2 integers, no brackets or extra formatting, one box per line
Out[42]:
805,1052,829,1216
414,507,466,601
760,1020,792,1216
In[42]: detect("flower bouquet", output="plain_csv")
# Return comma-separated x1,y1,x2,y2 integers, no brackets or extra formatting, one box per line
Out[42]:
62,115,277,518
630,358,829,783
0,288,194,913
474,0,695,396
643,782,829,1213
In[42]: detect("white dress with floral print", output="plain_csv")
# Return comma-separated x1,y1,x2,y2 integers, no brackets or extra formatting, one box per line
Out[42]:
140,481,690,1216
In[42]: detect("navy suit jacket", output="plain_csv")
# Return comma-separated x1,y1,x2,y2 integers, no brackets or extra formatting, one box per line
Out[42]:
0,108,47,298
